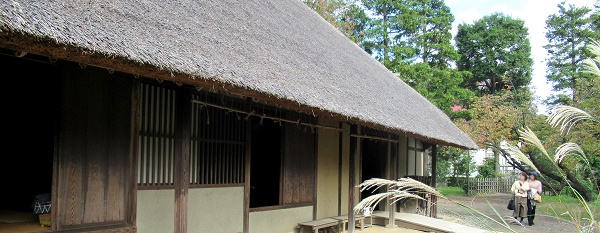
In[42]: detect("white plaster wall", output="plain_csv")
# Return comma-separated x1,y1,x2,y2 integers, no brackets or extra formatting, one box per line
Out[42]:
137,190,175,233
316,119,340,219
187,187,244,233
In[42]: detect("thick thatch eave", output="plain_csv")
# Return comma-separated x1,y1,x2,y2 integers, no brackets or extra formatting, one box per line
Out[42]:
0,0,478,149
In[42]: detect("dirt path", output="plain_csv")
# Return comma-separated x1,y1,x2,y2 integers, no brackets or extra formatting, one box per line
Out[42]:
437,193,580,233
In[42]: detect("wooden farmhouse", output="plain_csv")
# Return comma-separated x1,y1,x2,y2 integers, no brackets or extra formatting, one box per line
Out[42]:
0,0,477,232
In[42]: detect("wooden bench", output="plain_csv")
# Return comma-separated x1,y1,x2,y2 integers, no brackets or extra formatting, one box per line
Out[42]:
331,215,366,233
297,218,340,233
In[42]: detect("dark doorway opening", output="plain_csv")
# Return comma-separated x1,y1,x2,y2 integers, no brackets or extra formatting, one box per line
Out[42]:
360,139,387,211
249,118,282,208
0,52,58,231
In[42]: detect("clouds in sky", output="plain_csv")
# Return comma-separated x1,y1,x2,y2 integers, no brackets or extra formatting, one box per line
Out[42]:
446,0,596,113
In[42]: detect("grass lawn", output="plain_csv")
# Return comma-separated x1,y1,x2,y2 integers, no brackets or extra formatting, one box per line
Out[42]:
540,194,600,223
438,186,466,196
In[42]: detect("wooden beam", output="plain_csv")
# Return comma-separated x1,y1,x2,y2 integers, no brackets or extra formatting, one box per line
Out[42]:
174,89,192,233
243,115,251,233
348,125,360,233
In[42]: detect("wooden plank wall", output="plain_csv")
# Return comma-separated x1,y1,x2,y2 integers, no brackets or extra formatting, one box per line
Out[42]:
55,66,133,230
282,120,316,205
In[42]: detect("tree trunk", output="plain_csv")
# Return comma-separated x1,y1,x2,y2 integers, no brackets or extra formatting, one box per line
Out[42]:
383,6,389,62
493,148,500,174
528,151,597,201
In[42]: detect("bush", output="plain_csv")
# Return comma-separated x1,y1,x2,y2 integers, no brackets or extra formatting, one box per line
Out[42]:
477,157,499,178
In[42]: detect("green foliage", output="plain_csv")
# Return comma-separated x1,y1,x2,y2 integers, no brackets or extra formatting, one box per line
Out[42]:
544,2,599,105
458,93,521,147
302,0,370,47
391,0,458,67
395,63,474,115
592,1,600,33
436,156,451,185
447,149,476,178
360,0,405,63
437,186,466,196
455,13,533,96
337,3,370,45
476,157,497,178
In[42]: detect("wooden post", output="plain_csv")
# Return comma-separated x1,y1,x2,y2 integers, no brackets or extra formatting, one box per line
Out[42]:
337,123,343,216
243,107,252,233
313,118,319,220
386,134,397,228
431,144,437,188
431,144,437,218
174,89,191,233
128,80,140,226
348,125,360,233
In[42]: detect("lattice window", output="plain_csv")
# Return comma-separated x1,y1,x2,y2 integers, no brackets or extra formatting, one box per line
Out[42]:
189,94,246,186
137,83,176,188
407,137,424,176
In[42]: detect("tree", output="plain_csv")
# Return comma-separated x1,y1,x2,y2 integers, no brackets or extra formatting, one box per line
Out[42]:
436,155,451,185
477,157,497,178
393,0,458,67
337,2,370,45
458,93,521,172
302,1,370,46
396,63,474,116
592,1,600,34
455,13,533,96
360,0,405,65
387,0,474,116
544,2,598,105
302,0,345,25
508,41,600,202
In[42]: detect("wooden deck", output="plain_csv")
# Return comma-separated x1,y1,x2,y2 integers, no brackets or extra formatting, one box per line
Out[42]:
371,211,489,233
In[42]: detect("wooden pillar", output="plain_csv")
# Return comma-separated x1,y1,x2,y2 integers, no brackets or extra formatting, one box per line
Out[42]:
174,89,191,233
313,118,319,220
337,123,343,216
128,80,140,226
431,144,437,218
348,125,360,233
386,134,396,228
431,144,437,188
243,109,252,233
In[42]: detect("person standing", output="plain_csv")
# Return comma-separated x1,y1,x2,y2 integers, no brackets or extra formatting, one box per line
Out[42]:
527,171,542,226
511,171,530,225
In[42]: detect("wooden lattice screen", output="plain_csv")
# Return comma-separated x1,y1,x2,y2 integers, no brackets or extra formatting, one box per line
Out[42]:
137,83,176,188
189,94,246,186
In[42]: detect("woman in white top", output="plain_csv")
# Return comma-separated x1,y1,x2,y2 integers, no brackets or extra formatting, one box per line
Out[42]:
511,171,529,224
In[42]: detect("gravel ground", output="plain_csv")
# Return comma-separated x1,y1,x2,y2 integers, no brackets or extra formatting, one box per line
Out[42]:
437,193,584,233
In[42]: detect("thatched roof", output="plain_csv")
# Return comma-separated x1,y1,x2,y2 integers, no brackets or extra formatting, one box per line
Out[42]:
0,0,477,149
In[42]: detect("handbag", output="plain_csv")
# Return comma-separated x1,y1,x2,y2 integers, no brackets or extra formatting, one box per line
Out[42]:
533,193,542,203
507,199,515,210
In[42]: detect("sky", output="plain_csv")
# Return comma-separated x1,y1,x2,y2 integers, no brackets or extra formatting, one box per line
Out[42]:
446,0,596,114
